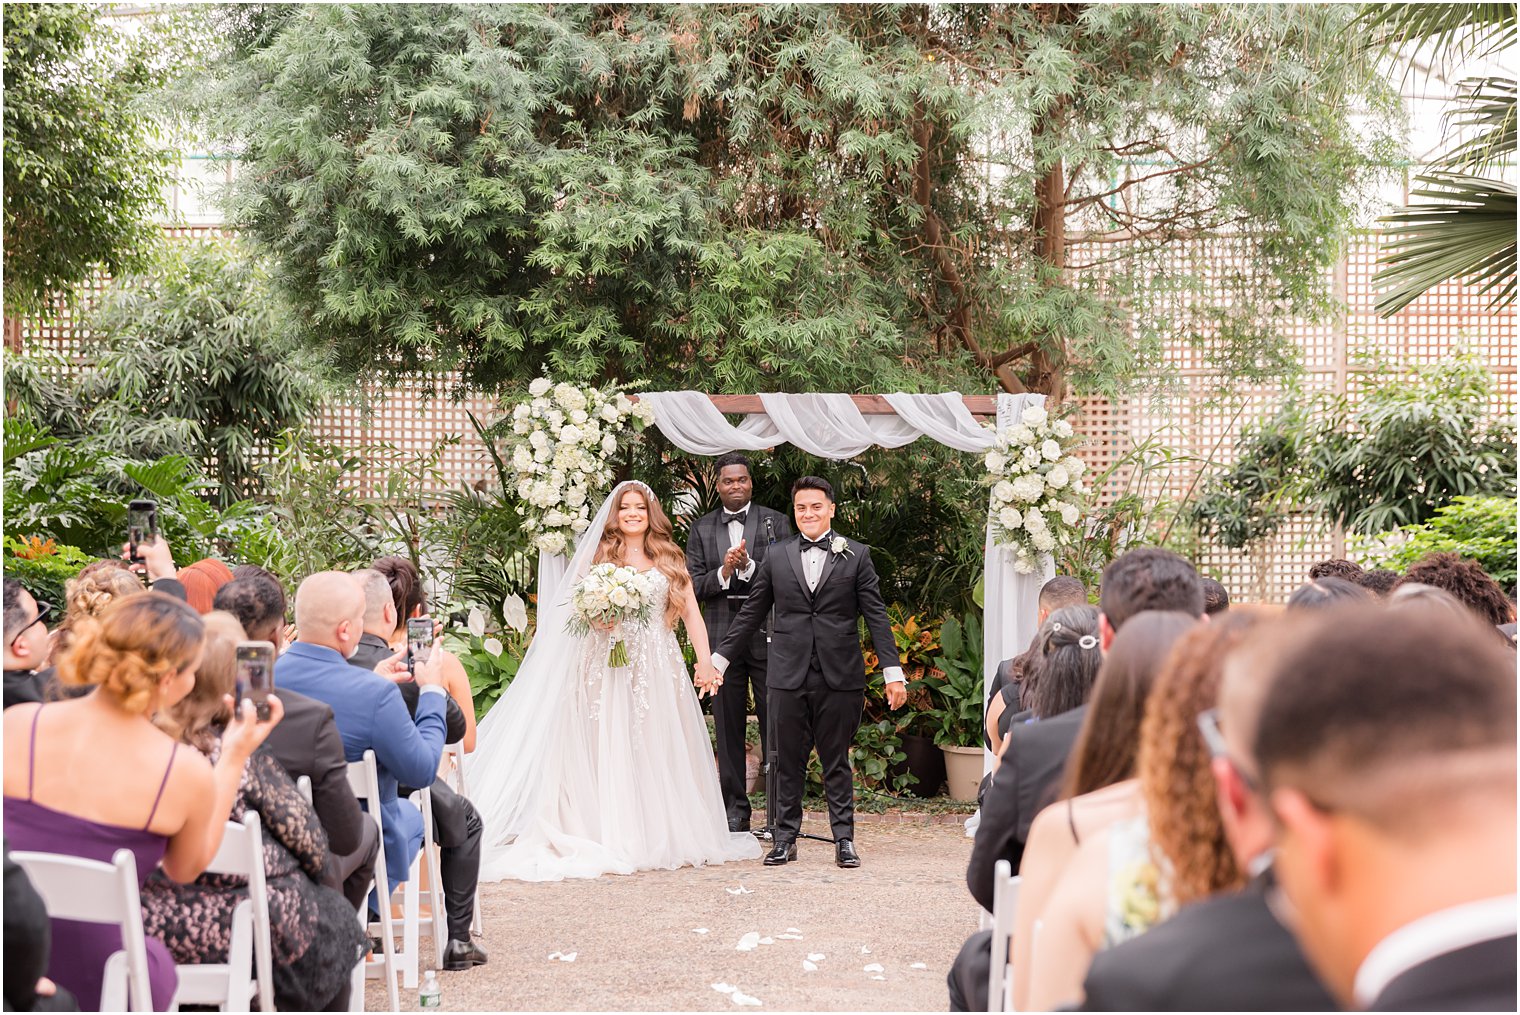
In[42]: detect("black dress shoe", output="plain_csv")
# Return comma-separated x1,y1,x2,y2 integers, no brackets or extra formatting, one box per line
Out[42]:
442,937,489,971
729,817,751,833
835,838,861,868
763,841,798,865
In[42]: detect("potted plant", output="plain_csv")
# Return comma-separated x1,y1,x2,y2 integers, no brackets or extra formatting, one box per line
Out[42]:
925,612,986,802
867,608,947,795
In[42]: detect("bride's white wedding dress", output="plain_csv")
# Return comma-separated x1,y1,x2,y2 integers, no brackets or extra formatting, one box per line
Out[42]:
467,482,760,883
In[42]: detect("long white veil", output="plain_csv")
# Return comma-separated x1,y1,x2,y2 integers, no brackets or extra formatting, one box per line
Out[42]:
463,480,652,849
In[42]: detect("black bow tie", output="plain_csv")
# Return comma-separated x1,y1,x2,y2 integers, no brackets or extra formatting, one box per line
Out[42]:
722,509,748,526
800,535,832,552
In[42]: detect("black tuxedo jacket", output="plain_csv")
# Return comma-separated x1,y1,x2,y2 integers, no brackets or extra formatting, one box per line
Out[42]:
685,504,791,662
1371,933,1517,1011
1079,871,1334,1011
967,704,1086,908
259,686,365,861
717,533,901,692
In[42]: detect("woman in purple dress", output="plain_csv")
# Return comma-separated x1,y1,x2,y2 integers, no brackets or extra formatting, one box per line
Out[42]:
3,592,281,1011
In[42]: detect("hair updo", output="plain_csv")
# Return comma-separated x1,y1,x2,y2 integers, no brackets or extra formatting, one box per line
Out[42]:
63,565,144,625
58,592,205,716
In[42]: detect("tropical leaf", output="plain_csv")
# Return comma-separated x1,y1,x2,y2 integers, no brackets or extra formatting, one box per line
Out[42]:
1435,77,1517,172
1375,171,1517,315
1356,3,1516,65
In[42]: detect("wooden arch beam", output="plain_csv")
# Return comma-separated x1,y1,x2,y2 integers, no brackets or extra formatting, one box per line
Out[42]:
631,394,998,419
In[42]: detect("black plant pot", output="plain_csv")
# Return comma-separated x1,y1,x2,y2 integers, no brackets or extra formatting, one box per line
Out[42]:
890,733,947,798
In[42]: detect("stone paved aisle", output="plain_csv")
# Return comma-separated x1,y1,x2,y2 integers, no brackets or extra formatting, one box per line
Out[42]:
367,815,975,1011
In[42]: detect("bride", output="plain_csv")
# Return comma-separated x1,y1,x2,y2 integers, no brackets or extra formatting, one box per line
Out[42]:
467,480,762,881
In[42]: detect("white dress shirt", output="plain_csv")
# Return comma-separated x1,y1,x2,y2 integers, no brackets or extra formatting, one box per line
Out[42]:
713,529,904,685
715,501,755,589
1353,894,1517,1008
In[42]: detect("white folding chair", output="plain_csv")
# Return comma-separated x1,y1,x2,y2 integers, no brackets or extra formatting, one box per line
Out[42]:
444,740,482,937
405,786,449,976
296,774,313,805
169,813,274,1012
986,859,1022,1013
12,848,154,1011
347,751,400,1012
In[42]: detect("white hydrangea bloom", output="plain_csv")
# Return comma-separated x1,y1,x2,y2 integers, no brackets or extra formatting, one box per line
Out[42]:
553,383,586,412
1022,446,1042,468
1032,530,1056,552
1009,424,1035,445
1011,474,1045,502
1023,507,1047,533
512,446,533,471
540,532,567,555
1013,554,1036,574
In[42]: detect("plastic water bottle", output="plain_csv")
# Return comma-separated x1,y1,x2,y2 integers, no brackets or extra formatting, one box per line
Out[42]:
419,969,441,1008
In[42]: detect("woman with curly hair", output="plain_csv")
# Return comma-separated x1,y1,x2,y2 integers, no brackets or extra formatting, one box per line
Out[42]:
52,561,145,657
1396,551,1514,628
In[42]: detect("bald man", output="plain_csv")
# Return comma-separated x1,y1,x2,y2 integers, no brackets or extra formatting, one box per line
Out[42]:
276,572,450,898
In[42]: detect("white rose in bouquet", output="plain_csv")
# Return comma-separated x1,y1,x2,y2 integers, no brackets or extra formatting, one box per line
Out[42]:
565,485,588,508
998,506,1023,529
1042,439,1062,461
1010,424,1035,445
1011,474,1045,502
533,445,551,463
1023,507,1047,533
1053,419,1074,438
1060,502,1082,526
1012,554,1036,575
1022,405,1048,427
1045,464,1069,489
546,408,565,428
601,434,617,456
600,403,620,423
1067,456,1086,476
985,451,1007,473
512,446,533,471
571,517,590,533
570,408,588,424
1022,446,1042,468
993,480,1017,503
560,424,582,446
529,430,549,451
529,378,552,397
540,532,567,555
1032,530,1056,552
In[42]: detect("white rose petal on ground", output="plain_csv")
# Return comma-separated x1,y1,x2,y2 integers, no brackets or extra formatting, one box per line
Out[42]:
786,927,801,934
776,933,803,940
802,960,818,972
871,975,887,981
864,963,884,973
725,885,753,895
712,983,736,995
807,953,825,962
911,962,928,970
758,937,775,946
547,951,577,962
692,928,709,935
736,932,761,952
732,991,762,1006
860,946,871,954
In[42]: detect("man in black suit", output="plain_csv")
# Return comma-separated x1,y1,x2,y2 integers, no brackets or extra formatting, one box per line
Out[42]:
350,566,486,970
1077,611,1332,1011
214,574,379,911
713,476,903,868
1249,605,1516,1012
685,452,791,832
949,547,1205,1011
3,579,53,711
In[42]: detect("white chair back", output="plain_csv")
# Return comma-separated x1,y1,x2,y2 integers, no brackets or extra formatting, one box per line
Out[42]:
296,774,313,805
346,749,400,1012
12,848,154,1011
170,812,275,1012
986,860,1021,1013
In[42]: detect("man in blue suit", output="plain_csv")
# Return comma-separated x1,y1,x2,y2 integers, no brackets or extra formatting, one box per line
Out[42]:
275,572,449,897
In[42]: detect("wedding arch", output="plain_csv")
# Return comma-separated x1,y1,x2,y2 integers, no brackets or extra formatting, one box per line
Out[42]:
530,390,1055,724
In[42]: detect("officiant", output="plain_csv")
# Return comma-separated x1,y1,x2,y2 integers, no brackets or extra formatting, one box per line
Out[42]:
686,453,792,833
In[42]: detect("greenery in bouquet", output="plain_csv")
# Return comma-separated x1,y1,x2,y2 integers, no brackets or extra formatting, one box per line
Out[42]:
495,378,654,557
566,563,660,667
984,404,1089,574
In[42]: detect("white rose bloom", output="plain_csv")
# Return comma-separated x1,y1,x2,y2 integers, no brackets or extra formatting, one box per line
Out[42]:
1011,474,1045,502
544,510,566,527
609,587,631,608
1042,439,1062,461
600,403,620,423
517,480,533,499
533,445,551,463
1032,530,1056,552
502,594,529,633
540,532,567,555
1067,456,1086,476
993,480,1017,503
1023,508,1047,533
1023,405,1048,426
560,425,581,446
531,398,550,416
529,430,549,451
1022,446,1042,468
512,419,529,435
546,409,565,428
1045,465,1068,489
529,378,551,397
513,403,531,421
565,485,587,508
998,506,1023,529
1053,419,1074,438
1060,502,1082,526
1010,424,1035,445
512,446,533,471
985,451,1007,473
570,408,588,424
634,401,654,424
467,607,487,638
571,517,590,533
601,434,617,456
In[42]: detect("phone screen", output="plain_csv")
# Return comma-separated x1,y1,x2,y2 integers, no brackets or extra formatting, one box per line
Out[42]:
406,618,433,671
126,500,158,564
235,641,276,721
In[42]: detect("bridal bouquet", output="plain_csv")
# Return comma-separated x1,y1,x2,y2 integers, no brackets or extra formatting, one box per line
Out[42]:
984,403,1089,574
566,563,661,667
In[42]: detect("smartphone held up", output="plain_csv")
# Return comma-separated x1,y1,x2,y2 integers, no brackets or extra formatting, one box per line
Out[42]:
406,617,433,674
235,641,276,721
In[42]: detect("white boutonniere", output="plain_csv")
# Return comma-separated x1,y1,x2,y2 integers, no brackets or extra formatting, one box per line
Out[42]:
830,536,852,557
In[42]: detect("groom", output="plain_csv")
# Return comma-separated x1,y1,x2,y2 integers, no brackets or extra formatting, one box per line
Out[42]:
713,475,905,868
685,452,791,833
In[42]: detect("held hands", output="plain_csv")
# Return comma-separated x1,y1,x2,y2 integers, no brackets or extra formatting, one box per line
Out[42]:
694,659,723,698
220,694,284,764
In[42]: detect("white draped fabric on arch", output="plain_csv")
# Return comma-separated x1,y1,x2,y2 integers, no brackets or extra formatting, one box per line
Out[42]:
531,390,1053,744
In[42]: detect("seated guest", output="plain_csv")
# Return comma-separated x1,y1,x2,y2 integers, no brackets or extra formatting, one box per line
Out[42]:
1359,567,1400,598
215,574,379,912
1387,581,1470,621
4,579,54,709
1096,547,1204,650
351,565,487,969
988,576,1088,723
2,593,279,1010
178,559,234,614
1011,611,1197,1011
5,840,78,1012
52,565,144,660
1396,551,1513,628
1251,606,1516,1011
1285,576,1371,611
1199,576,1229,615
1307,558,1365,583
275,573,449,900
987,605,1100,756
142,611,365,1011
1079,611,1334,1011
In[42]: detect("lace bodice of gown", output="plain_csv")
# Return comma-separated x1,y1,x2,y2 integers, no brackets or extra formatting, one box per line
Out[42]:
575,568,673,730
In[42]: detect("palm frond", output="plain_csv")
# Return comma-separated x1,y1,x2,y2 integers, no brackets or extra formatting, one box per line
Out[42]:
1435,76,1517,171
1357,3,1516,65
1375,171,1518,316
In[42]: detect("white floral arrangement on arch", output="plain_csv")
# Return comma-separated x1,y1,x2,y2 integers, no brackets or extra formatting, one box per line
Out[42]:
503,377,654,556
984,403,1089,574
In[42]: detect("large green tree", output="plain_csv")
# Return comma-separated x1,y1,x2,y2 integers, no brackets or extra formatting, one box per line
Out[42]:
210,3,1397,399
1,4,179,337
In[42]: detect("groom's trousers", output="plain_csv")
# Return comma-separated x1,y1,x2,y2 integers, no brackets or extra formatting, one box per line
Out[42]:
772,657,863,843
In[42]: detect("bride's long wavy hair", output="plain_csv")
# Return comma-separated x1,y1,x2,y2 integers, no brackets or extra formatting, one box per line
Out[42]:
595,484,692,628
